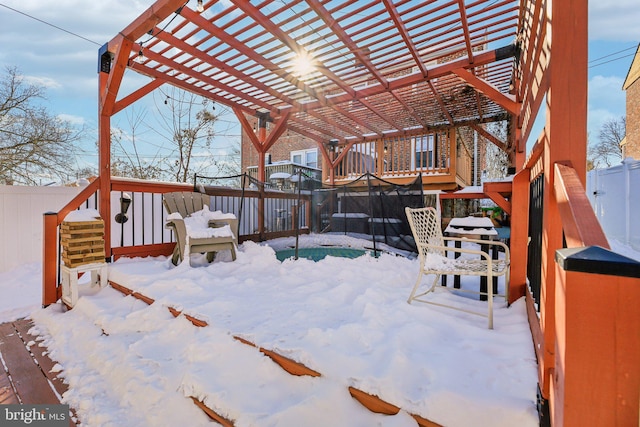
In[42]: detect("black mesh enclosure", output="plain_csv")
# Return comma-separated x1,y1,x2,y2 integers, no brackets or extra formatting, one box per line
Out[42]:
194,172,428,254
315,173,425,253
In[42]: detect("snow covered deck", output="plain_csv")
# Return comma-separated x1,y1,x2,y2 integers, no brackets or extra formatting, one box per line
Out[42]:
21,234,537,426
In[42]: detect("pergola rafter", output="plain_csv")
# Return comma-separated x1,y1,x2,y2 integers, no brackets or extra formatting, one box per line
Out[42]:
101,0,520,148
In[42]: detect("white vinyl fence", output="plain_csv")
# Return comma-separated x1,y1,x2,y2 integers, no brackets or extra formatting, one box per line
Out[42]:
0,185,83,273
586,157,640,252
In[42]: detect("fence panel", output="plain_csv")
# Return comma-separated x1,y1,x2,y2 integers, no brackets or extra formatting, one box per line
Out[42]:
0,185,83,272
587,158,640,251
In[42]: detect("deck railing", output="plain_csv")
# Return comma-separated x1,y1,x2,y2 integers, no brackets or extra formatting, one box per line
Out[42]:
527,172,544,309
550,162,640,426
246,163,322,191
509,132,640,425
332,134,453,182
43,177,311,306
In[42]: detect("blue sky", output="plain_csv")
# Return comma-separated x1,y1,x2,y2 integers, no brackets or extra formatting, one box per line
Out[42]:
0,1,638,172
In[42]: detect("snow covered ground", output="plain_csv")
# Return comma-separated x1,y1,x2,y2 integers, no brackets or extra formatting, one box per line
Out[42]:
1,234,637,427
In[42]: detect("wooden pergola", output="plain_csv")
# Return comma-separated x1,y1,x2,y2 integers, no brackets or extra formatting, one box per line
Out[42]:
98,0,521,182
46,0,634,425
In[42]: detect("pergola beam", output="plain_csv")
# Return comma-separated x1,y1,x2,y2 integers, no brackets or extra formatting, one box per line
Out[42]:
471,123,508,152
452,67,520,115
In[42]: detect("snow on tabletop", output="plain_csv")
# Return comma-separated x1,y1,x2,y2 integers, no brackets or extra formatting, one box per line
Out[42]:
63,208,101,222
448,216,494,227
446,216,498,236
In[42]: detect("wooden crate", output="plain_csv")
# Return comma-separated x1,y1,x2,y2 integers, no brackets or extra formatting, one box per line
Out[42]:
61,219,105,268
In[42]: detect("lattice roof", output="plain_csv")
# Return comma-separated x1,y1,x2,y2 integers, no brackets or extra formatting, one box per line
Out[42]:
108,0,520,145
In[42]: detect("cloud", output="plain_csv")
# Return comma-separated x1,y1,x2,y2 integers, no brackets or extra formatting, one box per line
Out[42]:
21,74,62,89
587,75,625,137
588,75,625,110
57,113,85,126
589,1,640,41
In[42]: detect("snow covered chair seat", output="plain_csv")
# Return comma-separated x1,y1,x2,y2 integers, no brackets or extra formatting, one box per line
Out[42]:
163,192,238,266
404,207,510,329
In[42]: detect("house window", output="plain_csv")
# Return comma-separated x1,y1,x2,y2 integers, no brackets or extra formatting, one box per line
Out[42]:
413,134,435,169
291,148,318,168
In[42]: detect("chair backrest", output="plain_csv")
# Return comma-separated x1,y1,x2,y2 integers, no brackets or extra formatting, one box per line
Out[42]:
405,207,445,256
163,192,210,218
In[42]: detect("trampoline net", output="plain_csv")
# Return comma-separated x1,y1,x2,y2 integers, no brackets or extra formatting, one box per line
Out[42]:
194,172,434,253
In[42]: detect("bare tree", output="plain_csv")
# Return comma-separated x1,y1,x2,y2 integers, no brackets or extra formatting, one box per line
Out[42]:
106,87,240,183
110,106,163,180
0,66,83,185
152,88,225,183
589,116,625,168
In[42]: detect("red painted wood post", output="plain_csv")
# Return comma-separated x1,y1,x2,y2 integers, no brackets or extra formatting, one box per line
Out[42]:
42,212,59,307
508,169,530,303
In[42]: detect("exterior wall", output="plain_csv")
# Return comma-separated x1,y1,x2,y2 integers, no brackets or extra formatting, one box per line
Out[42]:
624,79,640,159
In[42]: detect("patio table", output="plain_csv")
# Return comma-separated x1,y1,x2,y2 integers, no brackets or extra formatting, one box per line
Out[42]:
443,216,499,301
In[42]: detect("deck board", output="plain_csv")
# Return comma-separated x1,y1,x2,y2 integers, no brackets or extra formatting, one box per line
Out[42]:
0,364,19,405
0,320,78,426
0,322,59,404
13,319,69,399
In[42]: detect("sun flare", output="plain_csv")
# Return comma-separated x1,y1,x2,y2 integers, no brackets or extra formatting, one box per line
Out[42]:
291,51,315,79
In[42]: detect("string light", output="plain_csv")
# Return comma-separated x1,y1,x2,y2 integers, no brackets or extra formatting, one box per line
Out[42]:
135,49,146,64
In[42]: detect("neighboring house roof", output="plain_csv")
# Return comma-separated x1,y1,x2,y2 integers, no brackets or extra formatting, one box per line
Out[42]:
623,43,640,90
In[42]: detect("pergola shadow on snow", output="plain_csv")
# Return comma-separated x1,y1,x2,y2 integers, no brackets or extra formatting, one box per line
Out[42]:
40,1,639,426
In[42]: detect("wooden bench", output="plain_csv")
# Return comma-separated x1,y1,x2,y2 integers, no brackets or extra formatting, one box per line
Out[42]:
163,192,238,266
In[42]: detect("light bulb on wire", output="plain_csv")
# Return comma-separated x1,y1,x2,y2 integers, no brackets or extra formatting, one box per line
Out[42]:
196,0,204,12
135,49,146,64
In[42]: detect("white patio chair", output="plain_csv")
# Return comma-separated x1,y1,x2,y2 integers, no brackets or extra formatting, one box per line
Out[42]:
405,207,510,329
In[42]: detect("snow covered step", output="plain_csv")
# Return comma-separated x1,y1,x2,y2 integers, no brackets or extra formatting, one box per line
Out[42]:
110,280,209,327
110,280,323,377
107,280,442,425
31,291,213,426
179,324,419,427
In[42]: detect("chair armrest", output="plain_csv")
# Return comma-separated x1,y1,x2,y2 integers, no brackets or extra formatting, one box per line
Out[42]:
208,218,239,242
420,243,493,261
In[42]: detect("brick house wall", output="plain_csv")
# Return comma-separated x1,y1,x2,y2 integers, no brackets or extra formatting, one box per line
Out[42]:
624,79,640,159
240,116,318,172
622,44,640,160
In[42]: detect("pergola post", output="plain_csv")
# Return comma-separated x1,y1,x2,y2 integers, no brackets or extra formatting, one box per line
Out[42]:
542,0,588,421
98,60,112,259
257,113,270,240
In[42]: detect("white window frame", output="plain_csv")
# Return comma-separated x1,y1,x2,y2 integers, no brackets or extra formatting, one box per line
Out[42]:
412,134,435,170
291,148,318,168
